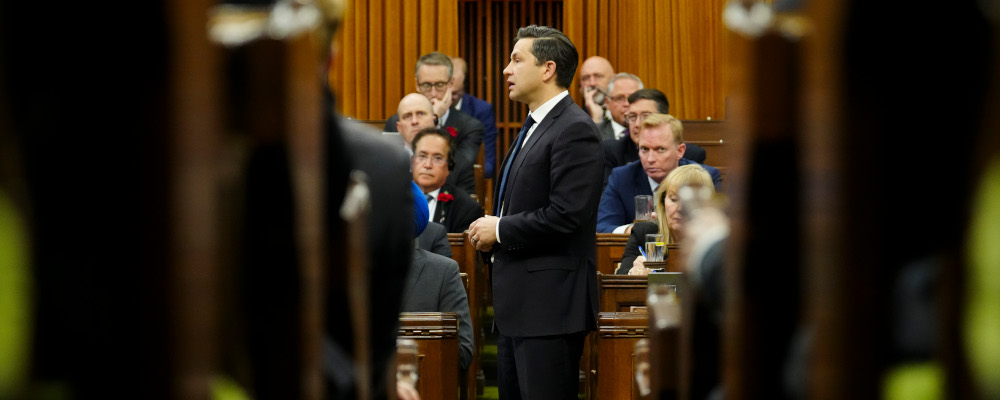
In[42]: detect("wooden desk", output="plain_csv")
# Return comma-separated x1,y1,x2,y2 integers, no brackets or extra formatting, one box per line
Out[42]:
591,312,649,400
599,273,648,313
398,312,460,400
597,233,629,275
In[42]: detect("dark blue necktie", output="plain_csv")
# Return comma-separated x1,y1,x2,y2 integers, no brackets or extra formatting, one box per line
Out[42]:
497,115,535,214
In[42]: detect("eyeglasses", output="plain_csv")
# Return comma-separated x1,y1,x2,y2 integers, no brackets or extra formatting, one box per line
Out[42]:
417,81,449,92
413,153,447,166
624,112,653,125
608,95,628,103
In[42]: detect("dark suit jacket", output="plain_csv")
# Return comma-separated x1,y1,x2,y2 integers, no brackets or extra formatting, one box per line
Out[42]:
602,135,710,185
597,159,724,233
597,160,654,233
460,93,499,177
603,133,639,187
385,108,485,194
431,184,484,233
597,118,617,142
685,142,707,164
402,248,474,371
418,221,452,258
488,94,604,337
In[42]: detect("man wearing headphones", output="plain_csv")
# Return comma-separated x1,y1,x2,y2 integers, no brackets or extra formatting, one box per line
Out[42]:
411,127,485,233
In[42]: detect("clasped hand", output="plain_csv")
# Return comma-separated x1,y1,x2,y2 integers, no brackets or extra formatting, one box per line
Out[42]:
468,215,499,252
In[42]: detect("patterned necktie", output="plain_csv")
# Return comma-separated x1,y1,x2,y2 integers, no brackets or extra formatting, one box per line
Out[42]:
496,115,535,214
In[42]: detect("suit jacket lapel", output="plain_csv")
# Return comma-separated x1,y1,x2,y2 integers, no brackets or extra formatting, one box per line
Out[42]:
634,163,651,196
434,186,450,224
499,96,573,211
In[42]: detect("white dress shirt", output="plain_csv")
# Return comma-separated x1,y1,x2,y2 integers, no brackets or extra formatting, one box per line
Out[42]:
496,90,572,243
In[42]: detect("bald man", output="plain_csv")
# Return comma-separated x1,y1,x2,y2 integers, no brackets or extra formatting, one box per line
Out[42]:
396,93,438,153
384,52,485,194
579,56,615,124
395,93,474,192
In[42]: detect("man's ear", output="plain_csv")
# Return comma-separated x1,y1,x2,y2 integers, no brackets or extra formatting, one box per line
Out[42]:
541,60,558,83
677,142,687,158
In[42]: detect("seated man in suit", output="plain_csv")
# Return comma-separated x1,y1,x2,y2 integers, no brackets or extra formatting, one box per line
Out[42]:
402,187,474,372
385,51,485,194
397,93,474,191
597,113,722,233
603,88,708,187
450,56,500,178
579,55,615,124
418,220,452,258
598,72,643,142
411,127,485,233
603,88,667,186
395,93,437,155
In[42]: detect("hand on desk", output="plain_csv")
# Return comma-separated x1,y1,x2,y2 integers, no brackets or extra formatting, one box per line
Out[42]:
628,255,651,276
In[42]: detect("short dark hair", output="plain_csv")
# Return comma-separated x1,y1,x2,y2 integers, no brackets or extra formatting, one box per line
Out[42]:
628,88,670,114
411,127,456,170
514,25,578,89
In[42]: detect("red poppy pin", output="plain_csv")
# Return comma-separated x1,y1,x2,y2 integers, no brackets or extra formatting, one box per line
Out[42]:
446,126,457,137
438,192,454,202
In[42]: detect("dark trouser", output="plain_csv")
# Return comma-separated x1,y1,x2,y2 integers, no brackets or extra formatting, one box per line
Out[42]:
496,331,587,400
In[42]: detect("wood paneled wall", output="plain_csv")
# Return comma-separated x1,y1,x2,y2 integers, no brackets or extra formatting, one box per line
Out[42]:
330,0,459,120
459,0,564,155
332,0,729,136
565,0,728,121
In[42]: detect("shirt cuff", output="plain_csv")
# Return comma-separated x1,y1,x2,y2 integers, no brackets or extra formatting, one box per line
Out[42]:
612,224,630,234
495,217,502,243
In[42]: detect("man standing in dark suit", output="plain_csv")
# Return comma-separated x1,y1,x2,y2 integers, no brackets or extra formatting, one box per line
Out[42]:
451,56,501,178
412,128,485,233
385,52,485,194
468,25,603,400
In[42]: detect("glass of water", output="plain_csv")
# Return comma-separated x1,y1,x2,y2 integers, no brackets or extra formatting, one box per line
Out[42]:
645,233,665,262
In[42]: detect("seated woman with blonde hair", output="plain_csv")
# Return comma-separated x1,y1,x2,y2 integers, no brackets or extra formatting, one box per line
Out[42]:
616,164,715,275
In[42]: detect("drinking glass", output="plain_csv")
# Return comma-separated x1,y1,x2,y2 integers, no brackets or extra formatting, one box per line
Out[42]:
647,282,680,329
645,233,665,262
634,195,653,222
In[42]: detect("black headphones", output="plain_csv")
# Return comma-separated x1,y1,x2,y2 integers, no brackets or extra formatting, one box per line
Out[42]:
412,127,456,171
